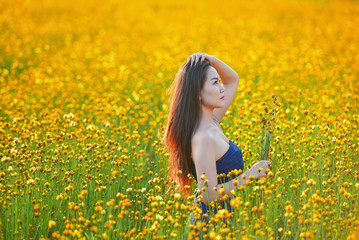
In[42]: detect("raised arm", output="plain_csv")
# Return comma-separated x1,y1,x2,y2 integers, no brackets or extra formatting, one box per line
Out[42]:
210,57,240,123
187,53,240,123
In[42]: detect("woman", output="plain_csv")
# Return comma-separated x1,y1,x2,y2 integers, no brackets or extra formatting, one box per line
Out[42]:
163,52,271,229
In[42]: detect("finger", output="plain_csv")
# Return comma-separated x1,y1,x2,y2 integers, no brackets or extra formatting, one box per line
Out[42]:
194,56,199,65
195,56,201,65
189,57,194,66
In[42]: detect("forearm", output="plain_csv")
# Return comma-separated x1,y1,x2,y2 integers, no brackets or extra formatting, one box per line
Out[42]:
200,170,254,205
210,57,239,84
214,169,255,200
200,169,260,204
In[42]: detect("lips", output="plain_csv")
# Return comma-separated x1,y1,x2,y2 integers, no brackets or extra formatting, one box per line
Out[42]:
220,96,225,100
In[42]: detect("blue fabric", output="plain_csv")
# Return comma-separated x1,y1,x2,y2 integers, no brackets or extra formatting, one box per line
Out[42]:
191,139,244,226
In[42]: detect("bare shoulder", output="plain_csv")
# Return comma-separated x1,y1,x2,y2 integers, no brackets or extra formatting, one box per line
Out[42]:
191,127,217,163
192,126,217,146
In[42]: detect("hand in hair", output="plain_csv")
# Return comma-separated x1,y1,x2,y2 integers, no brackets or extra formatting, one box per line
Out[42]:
187,52,214,66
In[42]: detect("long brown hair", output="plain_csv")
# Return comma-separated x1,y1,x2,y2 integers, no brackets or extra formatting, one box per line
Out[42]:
163,59,211,198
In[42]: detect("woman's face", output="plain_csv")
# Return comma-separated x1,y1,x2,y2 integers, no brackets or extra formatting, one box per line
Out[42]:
199,66,225,109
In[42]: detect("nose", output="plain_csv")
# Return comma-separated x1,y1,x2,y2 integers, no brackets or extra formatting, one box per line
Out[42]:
220,85,225,92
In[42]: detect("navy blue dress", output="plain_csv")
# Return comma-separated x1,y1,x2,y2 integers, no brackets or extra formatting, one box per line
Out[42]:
190,139,244,226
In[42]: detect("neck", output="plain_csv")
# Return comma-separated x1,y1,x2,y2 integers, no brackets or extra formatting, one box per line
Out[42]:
199,105,216,129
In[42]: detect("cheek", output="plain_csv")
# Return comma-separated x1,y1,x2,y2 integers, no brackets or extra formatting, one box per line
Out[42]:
207,87,220,102
202,85,219,101
208,85,219,94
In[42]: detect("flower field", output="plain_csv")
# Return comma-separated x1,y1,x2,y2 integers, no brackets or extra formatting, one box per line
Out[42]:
0,0,358,239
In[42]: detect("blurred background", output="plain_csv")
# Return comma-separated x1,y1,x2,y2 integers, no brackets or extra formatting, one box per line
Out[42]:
0,0,358,239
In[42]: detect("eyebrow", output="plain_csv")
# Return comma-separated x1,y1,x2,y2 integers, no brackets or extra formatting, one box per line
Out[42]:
210,77,220,81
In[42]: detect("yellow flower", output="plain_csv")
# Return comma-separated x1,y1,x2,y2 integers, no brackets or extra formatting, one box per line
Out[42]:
33,203,41,211
112,170,119,177
201,173,206,180
48,220,56,228
219,227,230,235
173,193,181,200
218,187,225,195
306,178,316,186
27,179,35,185
90,226,98,233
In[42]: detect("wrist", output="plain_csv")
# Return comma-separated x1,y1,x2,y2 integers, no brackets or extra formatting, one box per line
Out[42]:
208,55,217,65
238,173,249,186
